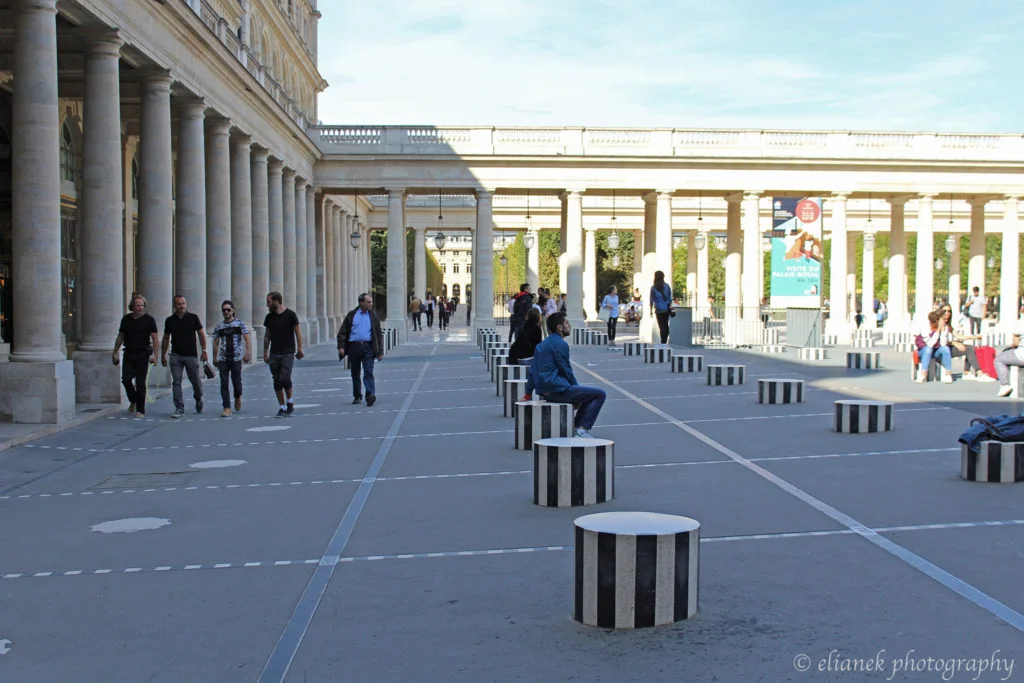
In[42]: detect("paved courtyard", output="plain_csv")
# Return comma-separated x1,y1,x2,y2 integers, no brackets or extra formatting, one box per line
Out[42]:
1,323,1022,682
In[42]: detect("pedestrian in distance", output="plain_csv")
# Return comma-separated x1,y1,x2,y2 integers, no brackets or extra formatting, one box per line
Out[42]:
410,294,423,331
650,270,673,344
263,291,304,417
160,295,208,418
337,293,384,406
211,300,252,417
112,294,159,417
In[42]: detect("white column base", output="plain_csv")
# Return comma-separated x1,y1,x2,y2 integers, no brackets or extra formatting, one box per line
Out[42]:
0,343,8,362
306,322,320,346
0,360,76,423
72,351,123,404
298,322,312,348
639,316,656,344
251,326,265,356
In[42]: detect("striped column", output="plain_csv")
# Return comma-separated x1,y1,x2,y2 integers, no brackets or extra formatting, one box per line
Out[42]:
622,342,648,357
497,363,529,396
572,328,590,345
759,345,784,353
574,512,700,628
644,346,671,363
799,348,827,360
762,328,780,344
515,401,572,450
503,379,528,417
822,334,839,346
853,328,874,340
589,331,609,346
757,379,804,404
490,354,509,380
961,442,1024,483
833,400,893,433
852,338,876,348
846,352,881,369
707,365,745,385
894,342,915,353
533,437,614,507
671,354,703,373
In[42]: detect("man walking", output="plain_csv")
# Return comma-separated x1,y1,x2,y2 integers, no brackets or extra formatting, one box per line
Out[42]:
112,294,159,417
161,295,208,418
263,291,304,417
410,294,423,331
337,293,384,406
531,312,607,437
508,283,533,341
966,286,987,336
212,299,251,417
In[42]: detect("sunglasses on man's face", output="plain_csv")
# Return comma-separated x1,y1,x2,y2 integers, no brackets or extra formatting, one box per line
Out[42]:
222,308,233,313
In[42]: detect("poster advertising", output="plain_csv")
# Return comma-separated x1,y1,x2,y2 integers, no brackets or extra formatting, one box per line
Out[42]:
770,197,823,308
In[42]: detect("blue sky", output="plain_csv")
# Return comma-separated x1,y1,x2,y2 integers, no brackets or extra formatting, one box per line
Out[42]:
316,0,1021,132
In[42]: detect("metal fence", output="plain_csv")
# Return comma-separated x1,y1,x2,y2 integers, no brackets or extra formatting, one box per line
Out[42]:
690,306,789,347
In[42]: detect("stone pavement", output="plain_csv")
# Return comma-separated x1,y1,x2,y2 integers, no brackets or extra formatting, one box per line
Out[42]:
1,324,1023,682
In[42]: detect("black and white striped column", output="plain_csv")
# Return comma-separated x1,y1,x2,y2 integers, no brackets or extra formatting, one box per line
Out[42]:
757,378,804,404
622,342,648,357
589,331,609,346
707,364,745,385
852,338,876,348
885,331,912,345
798,347,827,360
533,437,614,507
833,400,893,433
763,328,780,344
503,379,528,417
486,347,508,372
574,512,700,628
823,334,839,346
961,442,1024,483
894,342,915,353
846,352,881,369
573,328,590,345
759,345,784,353
496,363,529,395
490,354,509,382
644,346,671,363
480,332,500,349
477,328,495,347
671,354,703,373
515,401,572,450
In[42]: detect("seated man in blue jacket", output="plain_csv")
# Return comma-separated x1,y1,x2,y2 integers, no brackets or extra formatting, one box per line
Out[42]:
531,312,607,438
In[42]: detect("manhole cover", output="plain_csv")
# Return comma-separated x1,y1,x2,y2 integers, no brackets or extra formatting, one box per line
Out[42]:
91,472,196,489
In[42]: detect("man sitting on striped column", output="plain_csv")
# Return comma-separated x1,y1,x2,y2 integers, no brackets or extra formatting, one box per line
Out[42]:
531,313,607,438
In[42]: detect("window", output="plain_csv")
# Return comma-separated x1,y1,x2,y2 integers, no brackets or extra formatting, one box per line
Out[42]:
441,263,446,273
60,122,76,183
452,284,461,298
453,264,459,274
466,264,472,274
60,200,78,343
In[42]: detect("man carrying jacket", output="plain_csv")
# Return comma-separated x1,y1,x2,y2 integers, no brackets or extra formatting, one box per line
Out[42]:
531,312,606,438
337,293,385,406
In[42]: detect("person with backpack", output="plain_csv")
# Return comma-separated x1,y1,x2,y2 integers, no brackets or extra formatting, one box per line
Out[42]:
508,283,534,342
649,270,673,344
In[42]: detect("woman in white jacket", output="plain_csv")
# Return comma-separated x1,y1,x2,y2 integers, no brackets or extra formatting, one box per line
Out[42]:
600,286,620,345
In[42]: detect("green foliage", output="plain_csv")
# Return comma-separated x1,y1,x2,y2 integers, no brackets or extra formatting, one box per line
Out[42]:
370,230,386,294
596,231,635,307
538,230,561,293
494,233,527,298
405,231,443,298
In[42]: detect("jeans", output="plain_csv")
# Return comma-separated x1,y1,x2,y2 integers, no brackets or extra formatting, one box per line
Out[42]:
545,385,607,430
426,309,434,327
518,358,534,396
218,360,243,408
995,349,1024,386
121,351,151,412
655,311,670,344
969,316,982,335
170,354,203,410
412,312,422,330
606,317,618,341
347,341,376,397
919,345,951,374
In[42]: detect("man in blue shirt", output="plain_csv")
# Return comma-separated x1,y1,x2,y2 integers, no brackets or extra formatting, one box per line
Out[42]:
337,293,384,406
531,312,606,438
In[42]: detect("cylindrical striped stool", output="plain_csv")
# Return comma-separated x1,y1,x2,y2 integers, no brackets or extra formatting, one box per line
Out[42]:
486,347,508,372
833,400,893,433
514,401,572,451
846,352,881,369
799,347,827,360
490,355,509,382
477,328,495,346
894,342,915,353
852,338,876,348
644,346,671,363
573,328,590,345
533,437,614,507
503,379,528,417
853,328,874,340
589,331,609,346
763,328,780,344
759,345,784,353
573,512,699,628
671,354,703,373
496,363,529,395
885,331,912,345
480,333,500,350
758,378,804,404
623,342,648,357
822,334,839,346
485,341,508,361
707,364,745,385
961,442,1024,483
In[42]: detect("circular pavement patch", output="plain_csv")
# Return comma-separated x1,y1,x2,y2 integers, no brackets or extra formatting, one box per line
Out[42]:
189,459,247,469
246,425,291,432
91,518,171,534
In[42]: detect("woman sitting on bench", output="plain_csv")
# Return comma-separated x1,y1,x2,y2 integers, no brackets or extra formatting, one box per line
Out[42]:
939,304,992,381
917,310,953,383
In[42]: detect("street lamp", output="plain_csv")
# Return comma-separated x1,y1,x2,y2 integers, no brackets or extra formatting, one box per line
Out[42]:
863,232,875,252
433,232,447,250
934,258,943,271
349,228,361,250
607,231,620,250
988,256,996,268
499,254,509,298
523,232,535,250
695,232,707,251
945,235,956,254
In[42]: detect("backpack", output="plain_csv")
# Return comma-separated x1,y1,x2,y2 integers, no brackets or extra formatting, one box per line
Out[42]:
512,293,532,322
959,414,1024,455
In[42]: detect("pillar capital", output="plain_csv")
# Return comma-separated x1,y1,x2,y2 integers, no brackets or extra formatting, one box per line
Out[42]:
305,184,316,197
268,157,284,173
918,193,937,202
205,115,231,136
656,189,675,198
967,197,990,208
140,68,173,91
231,132,252,150
724,193,743,205
829,192,851,202
16,0,57,14
1004,194,1022,202
82,30,123,57
295,177,308,190
742,191,762,202
583,223,599,232
565,188,586,198
476,188,495,199
282,167,295,181
250,145,269,163
887,195,910,208
385,187,406,198
177,97,205,119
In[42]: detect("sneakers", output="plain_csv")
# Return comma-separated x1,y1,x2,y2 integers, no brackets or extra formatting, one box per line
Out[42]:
352,397,362,405
976,374,996,383
171,408,184,418
135,412,145,418
574,427,592,438
998,385,1014,398
286,403,294,414
276,408,288,418
128,402,135,414
521,393,532,402
221,407,232,417
961,372,975,381
915,371,926,383
941,372,953,384
196,399,203,414
235,396,242,412
365,394,376,407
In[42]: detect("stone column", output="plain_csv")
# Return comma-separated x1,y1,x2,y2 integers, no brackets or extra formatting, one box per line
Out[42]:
305,186,318,343
1000,197,1019,329
862,233,876,329
741,193,761,335
230,133,253,328
74,32,125,403
564,190,585,326
948,233,961,319
334,209,346,324
632,228,643,293
250,146,269,346
282,168,296,304
1,0,73,422
655,191,674,282
968,199,987,297
887,198,908,330
827,194,849,338
696,230,709,317
914,195,935,325
205,116,231,334
137,70,174,326
558,194,568,294
174,99,206,321
293,179,308,334
847,232,857,325
686,232,697,306
267,158,284,292
724,196,742,312
315,197,328,340
386,189,408,339
583,224,597,318
323,203,335,334
526,229,540,293
475,189,496,329
413,226,427,301
638,193,657,341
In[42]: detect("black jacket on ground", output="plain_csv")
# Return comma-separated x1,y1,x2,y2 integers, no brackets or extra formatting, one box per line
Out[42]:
336,308,384,358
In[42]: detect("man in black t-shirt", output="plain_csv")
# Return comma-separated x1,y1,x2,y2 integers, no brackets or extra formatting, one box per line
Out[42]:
161,295,208,418
263,291,304,418
112,294,159,417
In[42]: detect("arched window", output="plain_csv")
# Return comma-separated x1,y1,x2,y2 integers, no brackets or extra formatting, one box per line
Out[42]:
452,284,460,298
60,122,76,183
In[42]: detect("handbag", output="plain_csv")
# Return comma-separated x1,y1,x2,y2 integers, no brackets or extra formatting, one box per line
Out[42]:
598,307,611,322
204,362,216,379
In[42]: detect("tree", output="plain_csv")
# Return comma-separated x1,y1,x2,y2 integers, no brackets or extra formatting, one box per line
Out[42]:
494,233,527,299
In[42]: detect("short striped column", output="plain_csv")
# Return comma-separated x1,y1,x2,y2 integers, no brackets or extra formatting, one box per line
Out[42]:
759,345,784,353
846,352,881,369
853,328,874,340
833,399,893,433
671,354,703,373
496,363,529,396
707,364,745,385
503,379,528,417
644,346,671,363
763,328,780,344
480,332,500,349
961,442,1024,483
885,331,912,345
589,331,609,346
799,347,827,360
490,354,509,382
852,338,876,348
533,437,614,507
477,329,496,348
983,331,1008,347
573,328,590,345
486,346,508,372
757,378,804,404
385,328,399,350
622,342,648,357
515,401,572,450
573,512,700,629
894,342,915,353
823,334,839,346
